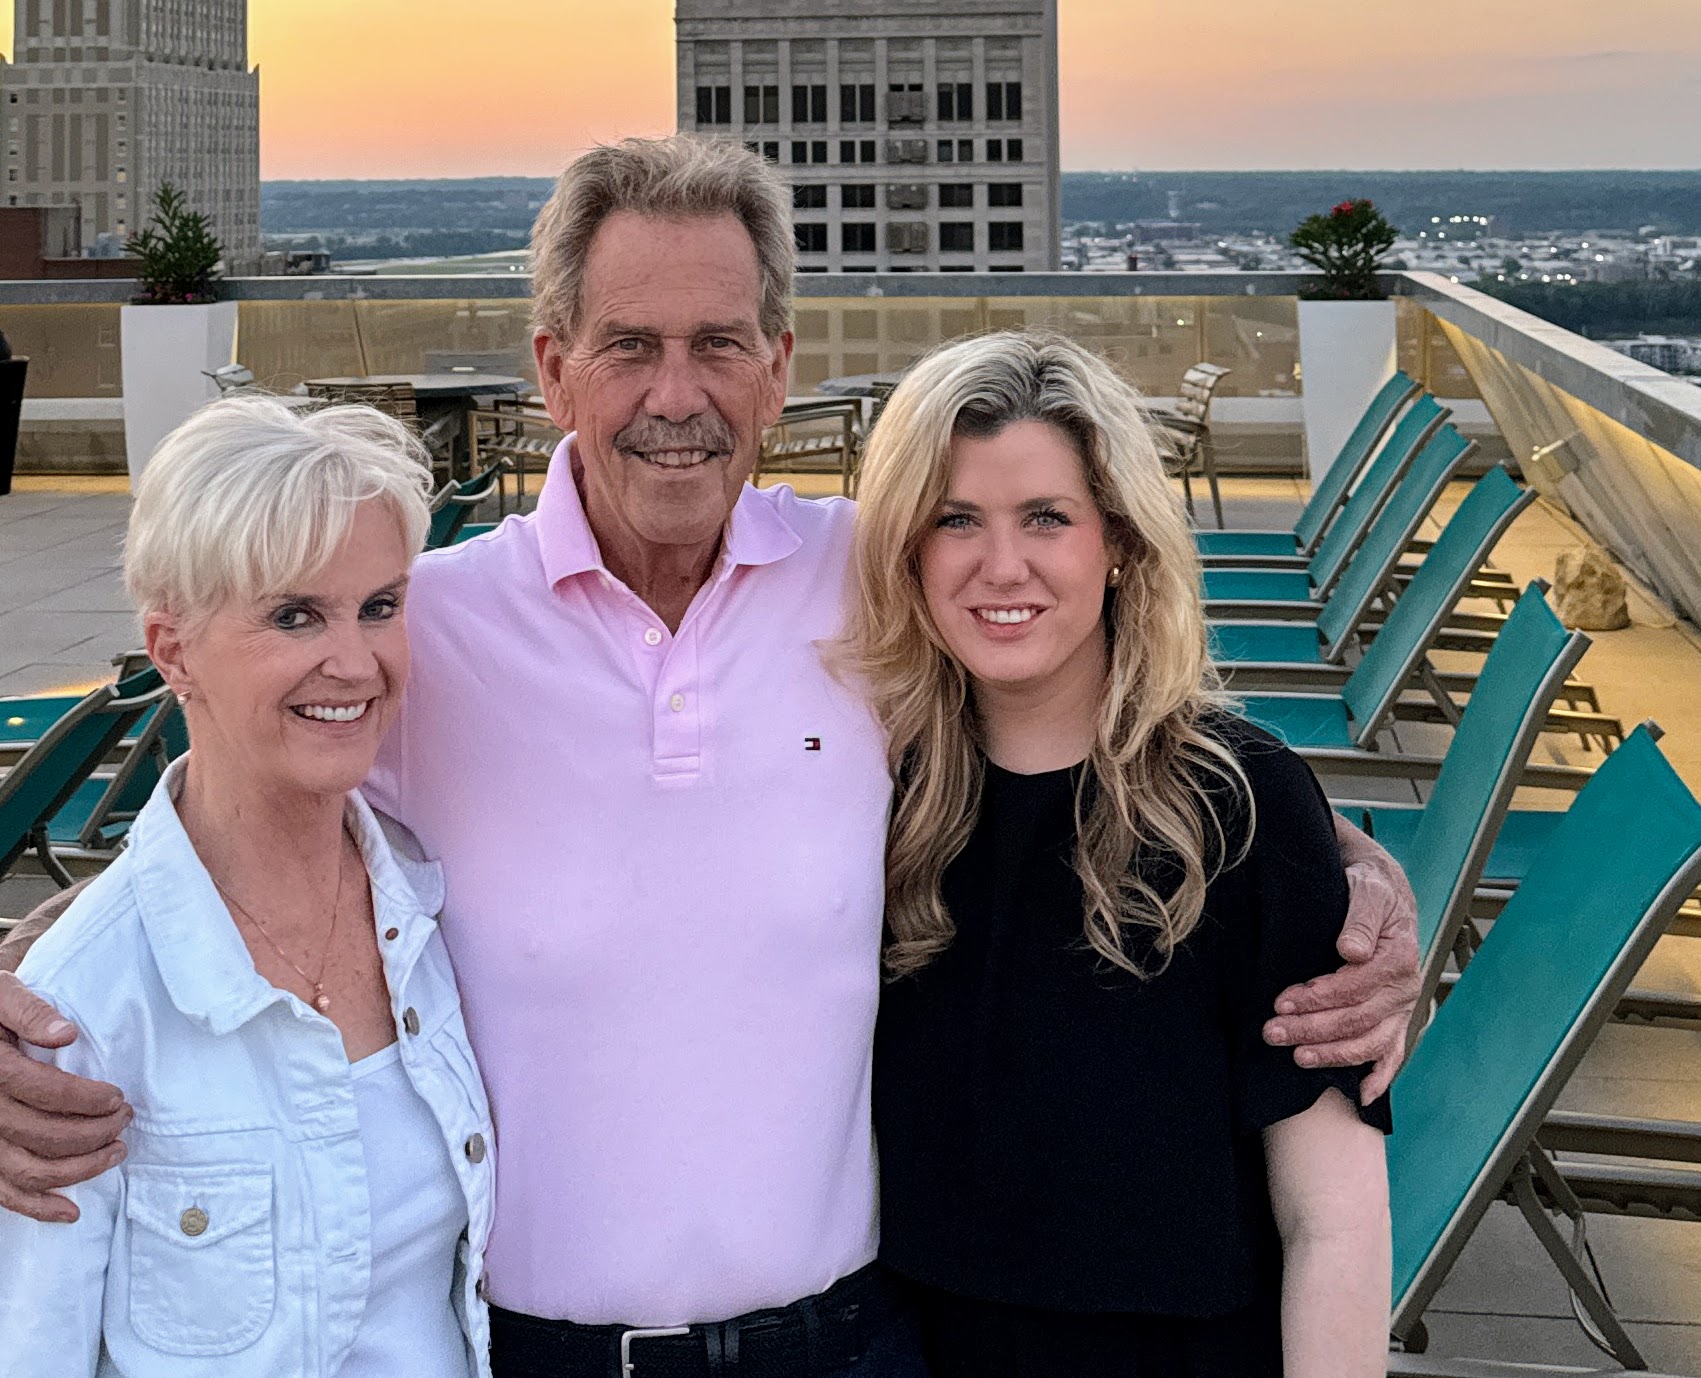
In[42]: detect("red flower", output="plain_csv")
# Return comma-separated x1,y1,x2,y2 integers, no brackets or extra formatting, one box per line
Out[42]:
1332,200,1358,217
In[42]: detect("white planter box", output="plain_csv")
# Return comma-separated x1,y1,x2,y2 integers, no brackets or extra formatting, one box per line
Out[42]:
1296,299,1397,487
120,300,239,488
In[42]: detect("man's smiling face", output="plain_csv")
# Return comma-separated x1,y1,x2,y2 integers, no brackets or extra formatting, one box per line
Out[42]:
534,210,793,561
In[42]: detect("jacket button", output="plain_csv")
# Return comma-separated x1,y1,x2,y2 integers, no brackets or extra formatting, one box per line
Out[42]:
403,1008,421,1037
384,927,399,941
180,1207,208,1237
465,1132,487,1164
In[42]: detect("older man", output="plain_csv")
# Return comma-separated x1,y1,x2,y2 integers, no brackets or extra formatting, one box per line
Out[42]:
0,137,1417,1378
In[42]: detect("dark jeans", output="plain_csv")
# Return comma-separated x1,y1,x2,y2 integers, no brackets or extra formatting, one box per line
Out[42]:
489,1268,933,1378
834,1299,932,1378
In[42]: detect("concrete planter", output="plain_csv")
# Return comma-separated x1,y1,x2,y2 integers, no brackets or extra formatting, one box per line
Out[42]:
120,300,238,488
1296,299,1397,486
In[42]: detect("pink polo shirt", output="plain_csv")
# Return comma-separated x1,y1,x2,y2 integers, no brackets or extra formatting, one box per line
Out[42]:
364,439,891,1326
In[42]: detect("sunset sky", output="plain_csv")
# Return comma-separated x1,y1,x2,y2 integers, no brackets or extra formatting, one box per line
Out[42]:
5,1,1699,179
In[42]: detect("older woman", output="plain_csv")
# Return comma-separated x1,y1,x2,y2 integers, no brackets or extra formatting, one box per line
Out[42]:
844,330,1391,1378
0,396,494,1378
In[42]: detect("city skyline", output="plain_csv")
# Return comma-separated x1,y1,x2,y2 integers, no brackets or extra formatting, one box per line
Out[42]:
3,0,1697,180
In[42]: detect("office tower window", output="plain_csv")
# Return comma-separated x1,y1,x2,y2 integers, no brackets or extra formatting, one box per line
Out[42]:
839,82,876,123
939,183,974,208
696,85,732,125
840,139,878,163
989,221,1025,251
795,223,828,253
936,138,974,163
991,264,1025,272
744,84,779,124
794,185,828,209
986,81,1023,121
987,183,1024,207
843,223,876,253
791,83,827,123
937,82,973,121
791,140,829,164
841,184,876,208
940,222,976,253
986,137,1025,162
746,140,781,162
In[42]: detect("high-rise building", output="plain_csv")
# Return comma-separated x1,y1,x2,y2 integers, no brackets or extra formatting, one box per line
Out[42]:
0,0,260,269
676,0,1059,273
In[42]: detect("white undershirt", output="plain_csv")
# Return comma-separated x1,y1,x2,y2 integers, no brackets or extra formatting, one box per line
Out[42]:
338,1043,473,1378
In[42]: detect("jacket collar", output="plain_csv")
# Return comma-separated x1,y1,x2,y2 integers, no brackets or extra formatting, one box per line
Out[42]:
534,433,804,591
128,756,446,1036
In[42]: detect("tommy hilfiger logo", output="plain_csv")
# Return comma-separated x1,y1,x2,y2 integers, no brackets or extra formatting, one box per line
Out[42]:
804,737,822,751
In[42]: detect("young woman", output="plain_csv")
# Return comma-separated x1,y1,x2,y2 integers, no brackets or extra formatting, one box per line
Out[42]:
845,330,1391,1378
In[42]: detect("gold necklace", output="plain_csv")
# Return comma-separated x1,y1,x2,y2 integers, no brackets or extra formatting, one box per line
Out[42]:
213,827,353,1015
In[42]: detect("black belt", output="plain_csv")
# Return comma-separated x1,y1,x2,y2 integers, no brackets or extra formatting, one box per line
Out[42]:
489,1263,899,1378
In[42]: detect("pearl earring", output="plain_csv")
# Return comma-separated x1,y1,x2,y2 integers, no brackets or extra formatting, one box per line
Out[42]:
1107,565,1124,588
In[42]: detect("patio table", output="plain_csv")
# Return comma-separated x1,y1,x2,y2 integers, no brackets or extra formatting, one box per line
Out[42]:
304,373,531,478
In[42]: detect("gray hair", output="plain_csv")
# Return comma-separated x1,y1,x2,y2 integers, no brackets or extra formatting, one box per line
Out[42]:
529,134,796,345
124,394,434,623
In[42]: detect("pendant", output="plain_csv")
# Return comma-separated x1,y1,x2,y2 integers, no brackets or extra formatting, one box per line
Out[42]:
313,991,332,1014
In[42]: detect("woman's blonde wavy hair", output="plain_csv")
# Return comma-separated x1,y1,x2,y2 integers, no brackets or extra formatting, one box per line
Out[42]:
842,329,1249,979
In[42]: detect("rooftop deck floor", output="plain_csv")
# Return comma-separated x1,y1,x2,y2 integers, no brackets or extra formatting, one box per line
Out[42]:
2,471,1700,1374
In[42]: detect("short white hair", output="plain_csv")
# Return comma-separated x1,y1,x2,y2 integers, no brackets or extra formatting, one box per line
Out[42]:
125,394,435,622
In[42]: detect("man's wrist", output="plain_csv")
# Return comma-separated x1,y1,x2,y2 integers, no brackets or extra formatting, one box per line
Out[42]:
0,883,86,973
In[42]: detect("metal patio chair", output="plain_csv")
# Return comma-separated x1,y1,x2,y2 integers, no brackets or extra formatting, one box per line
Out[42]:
1150,362,1230,528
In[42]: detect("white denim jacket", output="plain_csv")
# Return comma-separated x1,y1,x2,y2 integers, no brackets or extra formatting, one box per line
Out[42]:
0,759,495,1378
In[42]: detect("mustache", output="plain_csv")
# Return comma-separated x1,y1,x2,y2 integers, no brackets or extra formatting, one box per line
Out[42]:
615,413,738,455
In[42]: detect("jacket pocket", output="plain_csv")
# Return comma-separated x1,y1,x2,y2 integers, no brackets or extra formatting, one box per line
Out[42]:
125,1162,277,1356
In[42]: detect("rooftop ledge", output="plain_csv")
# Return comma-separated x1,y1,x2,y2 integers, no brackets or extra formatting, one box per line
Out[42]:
0,269,1694,473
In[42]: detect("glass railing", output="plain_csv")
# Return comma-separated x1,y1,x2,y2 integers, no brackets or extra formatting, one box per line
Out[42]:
2,270,1696,625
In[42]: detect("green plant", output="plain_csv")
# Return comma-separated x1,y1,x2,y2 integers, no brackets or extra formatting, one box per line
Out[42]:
1288,199,1399,301
126,182,224,304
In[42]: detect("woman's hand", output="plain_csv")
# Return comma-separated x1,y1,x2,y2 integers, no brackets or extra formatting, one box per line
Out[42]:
1266,1088,1391,1377
1262,813,1419,1101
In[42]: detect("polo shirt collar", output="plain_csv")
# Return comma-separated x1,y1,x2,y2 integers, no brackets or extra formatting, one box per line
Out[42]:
535,433,803,590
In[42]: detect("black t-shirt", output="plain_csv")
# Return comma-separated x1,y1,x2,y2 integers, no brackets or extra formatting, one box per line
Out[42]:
873,717,1392,1376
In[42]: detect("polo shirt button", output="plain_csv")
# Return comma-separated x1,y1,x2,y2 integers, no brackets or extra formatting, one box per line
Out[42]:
669,693,685,713
465,1133,487,1164
403,1008,420,1037
643,628,662,646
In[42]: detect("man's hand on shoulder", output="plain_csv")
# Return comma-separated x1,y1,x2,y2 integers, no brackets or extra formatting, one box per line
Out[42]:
1262,812,1420,1103
0,881,132,1223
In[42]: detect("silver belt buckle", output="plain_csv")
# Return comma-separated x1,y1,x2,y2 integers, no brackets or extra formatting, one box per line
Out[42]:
619,1325,691,1377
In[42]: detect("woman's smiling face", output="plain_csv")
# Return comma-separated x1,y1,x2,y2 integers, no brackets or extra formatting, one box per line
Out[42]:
163,500,413,802
919,418,1117,701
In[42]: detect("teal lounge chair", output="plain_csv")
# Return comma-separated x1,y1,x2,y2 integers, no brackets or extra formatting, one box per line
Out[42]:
1209,453,1517,676
1320,587,1590,1020
1198,393,1447,612
426,457,511,549
1388,725,1701,1370
0,668,174,888
1203,417,1468,612
1195,370,1421,563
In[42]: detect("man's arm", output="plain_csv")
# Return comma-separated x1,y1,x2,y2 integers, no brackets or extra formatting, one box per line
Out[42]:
0,883,132,1224
1262,812,1420,1103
